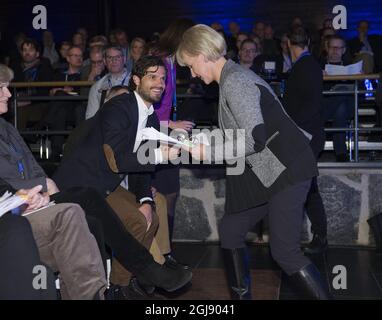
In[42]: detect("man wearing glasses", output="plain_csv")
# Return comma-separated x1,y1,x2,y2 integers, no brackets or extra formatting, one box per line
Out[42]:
321,35,355,162
86,45,131,119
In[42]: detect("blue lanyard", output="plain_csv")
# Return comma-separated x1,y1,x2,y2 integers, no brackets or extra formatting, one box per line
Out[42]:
9,142,25,180
107,72,128,88
293,51,310,66
169,57,177,120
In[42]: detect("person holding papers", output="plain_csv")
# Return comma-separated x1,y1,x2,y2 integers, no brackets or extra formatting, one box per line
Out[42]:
176,24,332,300
0,180,57,300
320,35,355,162
53,56,191,288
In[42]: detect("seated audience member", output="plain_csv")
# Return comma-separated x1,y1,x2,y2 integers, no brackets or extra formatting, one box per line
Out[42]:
226,21,241,59
0,182,108,300
251,21,265,43
76,27,89,48
44,45,85,159
321,35,355,162
312,27,336,61
72,32,87,59
235,39,261,73
53,41,71,72
89,35,109,49
0,182,57,300
42,30,59,66
279,33,293,74
129,37,146,64
86,45,131,119
12,38,53,129
0,64,193,298
53,56,186,286
348,20,382,73
82,46,106,82
262,24,279,56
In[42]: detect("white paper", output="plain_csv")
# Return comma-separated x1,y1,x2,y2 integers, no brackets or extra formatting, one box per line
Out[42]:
0,193,27,218
325,61,363,76
138,127,210,147
22,202,56,216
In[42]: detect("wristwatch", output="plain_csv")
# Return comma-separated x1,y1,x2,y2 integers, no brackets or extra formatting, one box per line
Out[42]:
141,200,156,211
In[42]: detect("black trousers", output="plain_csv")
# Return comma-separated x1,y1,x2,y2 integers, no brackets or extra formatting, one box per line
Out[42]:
0,214,57,300
219,179,312,275
51,187,155,276
305,176,327,237
305,137,327,238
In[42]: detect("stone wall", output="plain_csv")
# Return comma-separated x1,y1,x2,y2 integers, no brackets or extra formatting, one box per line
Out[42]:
173,167,382,246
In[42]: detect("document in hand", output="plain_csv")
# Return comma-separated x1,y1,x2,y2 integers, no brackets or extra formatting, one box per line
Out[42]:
139,127,210,148
0,192,27,218
325,60,363,76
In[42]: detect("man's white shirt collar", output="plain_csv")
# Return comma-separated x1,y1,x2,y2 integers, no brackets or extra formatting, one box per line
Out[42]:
134,91,154,116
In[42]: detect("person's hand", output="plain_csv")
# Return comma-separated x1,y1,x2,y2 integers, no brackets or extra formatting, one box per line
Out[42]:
322,70,328,76
16,185,50,212
139,204,153,231
151,186,157,199
183,143,206,161
63,86,74,93
46,178,60,195
160,144,181,161
169,120,195,132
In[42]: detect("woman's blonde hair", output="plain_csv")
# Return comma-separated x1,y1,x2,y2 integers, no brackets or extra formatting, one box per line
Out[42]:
0,64,14,83
176,24,227,66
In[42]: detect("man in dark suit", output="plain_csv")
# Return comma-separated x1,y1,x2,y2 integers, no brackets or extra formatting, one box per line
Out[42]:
53,56,186,287
348,20,382,73
282,27,328,255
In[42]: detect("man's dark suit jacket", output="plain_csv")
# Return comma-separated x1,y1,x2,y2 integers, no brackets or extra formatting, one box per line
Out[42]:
348,35,382,72
53,92,160,201
282,54,325,157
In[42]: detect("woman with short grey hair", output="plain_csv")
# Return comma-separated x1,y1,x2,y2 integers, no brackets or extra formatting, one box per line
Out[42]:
177,24,332,300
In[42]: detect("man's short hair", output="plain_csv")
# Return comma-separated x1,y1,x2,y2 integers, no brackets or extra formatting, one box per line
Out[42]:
67,45,83,54
127,55,166,91
327,35,346,47
21,38,41,53
287,27,310,49
240,39,257,51
176,24,227,66
59,41,72,49
104,45,124,58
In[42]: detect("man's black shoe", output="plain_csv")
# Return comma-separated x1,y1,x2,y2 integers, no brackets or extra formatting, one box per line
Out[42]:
137,262,192,292
164,254,190,270
104,284,131,300
128,277,166,300
304,234,328,255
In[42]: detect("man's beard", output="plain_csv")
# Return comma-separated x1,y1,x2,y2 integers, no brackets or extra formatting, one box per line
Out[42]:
137,86,163,104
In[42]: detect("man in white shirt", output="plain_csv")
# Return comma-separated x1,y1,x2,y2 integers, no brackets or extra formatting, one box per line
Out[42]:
86,45,131,119
54,56,186,288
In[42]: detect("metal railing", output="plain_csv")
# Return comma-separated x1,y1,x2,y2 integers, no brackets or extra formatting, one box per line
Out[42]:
9,74,382,163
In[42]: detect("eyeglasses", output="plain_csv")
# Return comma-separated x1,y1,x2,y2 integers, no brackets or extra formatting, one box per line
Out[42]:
68,54,83,58
106,55,123,62
328,46,345,50
91,60,104,65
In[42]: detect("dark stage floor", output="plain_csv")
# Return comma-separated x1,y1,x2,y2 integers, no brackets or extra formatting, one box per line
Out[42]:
170,242,382,300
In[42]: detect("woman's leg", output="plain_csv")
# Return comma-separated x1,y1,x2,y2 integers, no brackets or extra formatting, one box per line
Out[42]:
218,205,268,300
268,179,332,299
